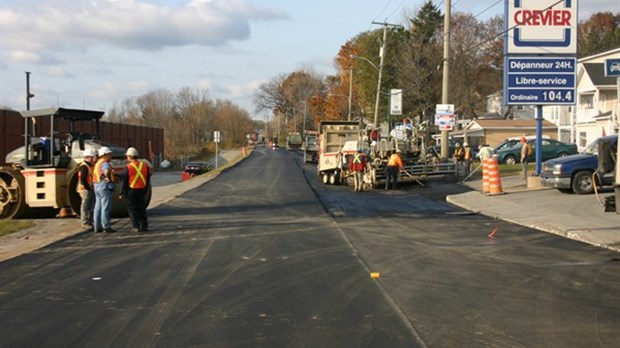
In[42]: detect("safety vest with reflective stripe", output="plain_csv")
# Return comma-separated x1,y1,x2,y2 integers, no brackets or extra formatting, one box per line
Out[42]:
93,158,114,183
77,161,93,191
454,147,464,159
387,154,403,168
350,153,366,171
464,147,473,160
127,160,148,189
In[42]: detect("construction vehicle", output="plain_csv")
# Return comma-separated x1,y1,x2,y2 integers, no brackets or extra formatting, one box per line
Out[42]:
286,132,303,151
0,107,151,219
317,121,362,185
317,119,456,188
302,130,319,163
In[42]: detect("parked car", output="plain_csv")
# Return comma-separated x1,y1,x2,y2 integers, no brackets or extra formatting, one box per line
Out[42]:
184,161,210,176
493,135,551,153
540,135,617,194
495,138,577,165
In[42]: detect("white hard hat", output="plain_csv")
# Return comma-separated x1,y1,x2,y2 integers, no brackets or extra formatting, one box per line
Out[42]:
455,142,461,147
83,148,96,157
463,142,469,146
98,146,112,156
125,147,139,157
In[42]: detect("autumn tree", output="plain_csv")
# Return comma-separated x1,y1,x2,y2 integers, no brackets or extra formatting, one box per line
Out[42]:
253,69,324,140
107,87,255,161
578,12,620,58
395,1,444,121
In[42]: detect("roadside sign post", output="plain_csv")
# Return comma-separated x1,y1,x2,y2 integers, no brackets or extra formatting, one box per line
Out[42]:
214,130,221,169
388,89,403,136
435,104,455,133
504,0,577,176
604,58,620,214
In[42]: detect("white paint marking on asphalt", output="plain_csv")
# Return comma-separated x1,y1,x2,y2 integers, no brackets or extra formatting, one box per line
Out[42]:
92,277,102,281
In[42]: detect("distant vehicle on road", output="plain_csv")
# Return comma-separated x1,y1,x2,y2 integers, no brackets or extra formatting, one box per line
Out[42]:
303,130,319,162
495,138,577,165
184,161,210,176
540,135,617,194
286,132,303,151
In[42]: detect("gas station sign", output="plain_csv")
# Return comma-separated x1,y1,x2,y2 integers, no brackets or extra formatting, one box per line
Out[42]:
505,0,577,55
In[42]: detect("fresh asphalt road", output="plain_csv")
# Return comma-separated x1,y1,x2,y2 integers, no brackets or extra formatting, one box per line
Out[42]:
0,147,619,347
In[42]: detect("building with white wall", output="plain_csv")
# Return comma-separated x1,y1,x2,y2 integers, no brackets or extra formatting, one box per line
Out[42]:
573,48,619,150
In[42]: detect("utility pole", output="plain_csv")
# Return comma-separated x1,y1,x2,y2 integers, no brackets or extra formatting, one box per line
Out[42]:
25,71,34,110
348,68,352,121
26,71,36,136
440,0,451,158
371,21,401,129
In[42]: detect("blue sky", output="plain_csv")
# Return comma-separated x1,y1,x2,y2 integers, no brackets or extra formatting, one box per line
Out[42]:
0,0,616,119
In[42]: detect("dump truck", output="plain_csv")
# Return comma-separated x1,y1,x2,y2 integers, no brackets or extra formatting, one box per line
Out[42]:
317,121,363,185
286,132,303,151
302,130,319,163
0,107,151,219
317,119,455,188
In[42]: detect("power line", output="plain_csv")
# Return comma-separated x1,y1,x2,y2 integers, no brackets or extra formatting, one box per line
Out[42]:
386,0,408,20
465,0,568,55
472,0,503,20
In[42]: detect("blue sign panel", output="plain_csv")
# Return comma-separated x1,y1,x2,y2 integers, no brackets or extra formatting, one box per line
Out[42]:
604,58,620,77
504,57,576,105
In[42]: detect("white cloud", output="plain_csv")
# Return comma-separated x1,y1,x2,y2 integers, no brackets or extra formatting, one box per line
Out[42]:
222,79,262,100
126,80,150,92
88,81,118,102
198,79,213,90
0,0,288,60
47,66,74,77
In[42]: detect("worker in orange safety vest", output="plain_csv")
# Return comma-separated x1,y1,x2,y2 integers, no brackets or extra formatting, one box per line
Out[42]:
385,149,404,190
120,147,152,233
76,148,97,231
463,142,474,174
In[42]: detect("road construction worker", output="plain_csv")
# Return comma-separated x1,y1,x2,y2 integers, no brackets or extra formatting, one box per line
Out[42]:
385,149,404,190
76,148,97,231
120,147,152,233
453,143,464,176
349,147,367,192
93,146,116,233
463,142,473,174
478,144,493,161
520,137,532,181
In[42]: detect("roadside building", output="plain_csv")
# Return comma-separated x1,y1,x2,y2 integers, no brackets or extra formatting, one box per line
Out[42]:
572,48,620,151
452,119,558,148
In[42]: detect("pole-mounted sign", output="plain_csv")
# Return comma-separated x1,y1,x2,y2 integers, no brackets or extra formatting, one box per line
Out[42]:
506,0,578,55
504,0,577,177
390,89,402,115
435,104,455,131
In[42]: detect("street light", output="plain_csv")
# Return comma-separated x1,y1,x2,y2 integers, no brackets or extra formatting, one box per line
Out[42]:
351,55,382,128
286,103,308,135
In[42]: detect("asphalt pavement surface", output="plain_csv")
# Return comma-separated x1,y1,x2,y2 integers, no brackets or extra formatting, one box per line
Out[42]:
0,146,619,347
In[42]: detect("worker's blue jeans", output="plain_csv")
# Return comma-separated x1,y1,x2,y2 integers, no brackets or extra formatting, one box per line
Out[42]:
94,185,113,231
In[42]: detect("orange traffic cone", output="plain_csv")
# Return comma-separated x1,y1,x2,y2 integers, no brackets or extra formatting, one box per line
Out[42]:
486,158,504,195
488,227,497,239
482,158,490,193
